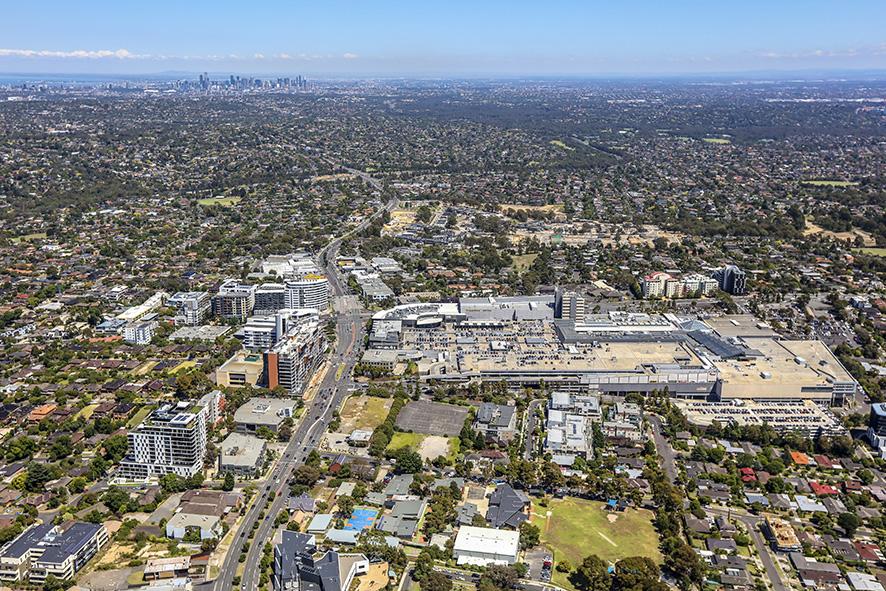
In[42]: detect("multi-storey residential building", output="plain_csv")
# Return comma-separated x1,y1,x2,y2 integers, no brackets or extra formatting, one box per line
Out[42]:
265,312,327,397
254,283,287,315
273,531,368,591
712,265,747,295
168,291,212,325
474,403,518,442
213,280,256,321
284,274,329,311
117,400,212,479
550,391,601,419
0,522,109,584
123,320,157,345
869,403,886,459
237,309,312,351
641,272,718,299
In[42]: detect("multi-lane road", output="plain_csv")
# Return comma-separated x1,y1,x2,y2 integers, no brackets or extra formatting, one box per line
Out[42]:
209,174,397,591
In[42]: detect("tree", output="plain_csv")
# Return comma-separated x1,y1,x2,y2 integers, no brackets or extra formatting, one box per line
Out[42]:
413,550,435,582
292,465,322,486
337,495,356,516
102,434,129,462
421,571,452,591
479,565,519,591
24,463,53,493
837,512,861,537
664,540,705,590
395,449,424,474
102,486,132,516
222,472,235,492
612,557,660,591
570,555,610,591
519,521,540,550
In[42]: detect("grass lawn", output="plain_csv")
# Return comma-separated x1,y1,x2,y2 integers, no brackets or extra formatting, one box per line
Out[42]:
340,395,393,432
549,139,575,151
11,232,48,244
854,247,886,257
801,179,859,187
386,432,426,452
702,138,731,144
75,404,99,420
511,253,539,273
126,405,155,428
197,196,242,207
530,497,661,589
168,360,196,375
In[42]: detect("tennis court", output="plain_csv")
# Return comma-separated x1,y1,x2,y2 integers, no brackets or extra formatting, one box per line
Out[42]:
344,508,379,531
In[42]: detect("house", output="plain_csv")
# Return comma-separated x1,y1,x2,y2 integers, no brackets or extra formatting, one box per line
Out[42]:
485,484,529,529
789,553,844,588
376,500,427,539
846,572,885,591
143,556,191,581
453,526,519,567
474,403,518,442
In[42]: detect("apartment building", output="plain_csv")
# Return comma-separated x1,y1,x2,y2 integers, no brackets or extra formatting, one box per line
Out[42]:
0,522,108,584
641,272,718,299
123,320,157,345
712,265,747,295
284,275,329,311
213,280,256,321
555,288,587,320
117,399,213,480
237,309,314,351
168,291,212,325
254,283,286,315
265,312,327,397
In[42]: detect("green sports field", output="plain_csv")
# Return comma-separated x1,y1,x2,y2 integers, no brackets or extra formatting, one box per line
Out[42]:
530,497,661,589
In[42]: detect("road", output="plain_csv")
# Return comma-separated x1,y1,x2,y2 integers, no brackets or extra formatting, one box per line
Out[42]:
647,415,678,484
706,506,789,591
212,170,396,591
523,398,545,460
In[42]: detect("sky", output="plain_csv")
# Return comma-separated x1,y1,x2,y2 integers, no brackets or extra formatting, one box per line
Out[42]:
2,0,885,77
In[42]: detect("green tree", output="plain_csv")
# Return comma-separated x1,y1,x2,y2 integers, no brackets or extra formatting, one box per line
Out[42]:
519,521,540,550
222,472,235,492
570,555,610,591
837,512,861,537
395,449,424,474
612,556,661,591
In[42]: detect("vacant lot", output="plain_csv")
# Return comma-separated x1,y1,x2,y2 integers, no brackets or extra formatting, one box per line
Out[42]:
804,220,875,246
702,137,731,144
511,253,539,273
395,400,469,436
854,247,886,257
530,497,660,589
339,395,393,433
386,432,459,462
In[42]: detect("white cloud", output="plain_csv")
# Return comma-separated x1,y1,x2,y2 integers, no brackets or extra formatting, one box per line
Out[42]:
342,52,359,60
0,48,143,59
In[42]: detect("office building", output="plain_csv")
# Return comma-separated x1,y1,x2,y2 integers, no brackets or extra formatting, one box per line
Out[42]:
712,265,747,295
117,400,212,480
453,526,520,567
266,313,327,397
273,531,368,591
555,288,587,320
0,521,108,584
234,397,295,434
220,432,267,477
216,350,265,388
168,291,212,325
255,283,287,315
284,275,329,311
124,320,157,345
474,403,518,442
213,280,256,321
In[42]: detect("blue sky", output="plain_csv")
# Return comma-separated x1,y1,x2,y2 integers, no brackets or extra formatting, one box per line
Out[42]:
2,1,885,76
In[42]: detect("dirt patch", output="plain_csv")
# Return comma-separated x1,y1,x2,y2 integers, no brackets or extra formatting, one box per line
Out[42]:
418,435,451,461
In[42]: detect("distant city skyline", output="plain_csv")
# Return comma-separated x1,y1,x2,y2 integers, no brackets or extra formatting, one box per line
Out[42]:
2,0,885,76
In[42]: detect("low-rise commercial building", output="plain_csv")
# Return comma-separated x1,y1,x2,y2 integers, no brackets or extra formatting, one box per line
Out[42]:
216,350,265,388
219,432,267,477
234,397,295,434
453,526,519,567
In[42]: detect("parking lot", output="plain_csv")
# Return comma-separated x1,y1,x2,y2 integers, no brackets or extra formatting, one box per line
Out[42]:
395,400,469,436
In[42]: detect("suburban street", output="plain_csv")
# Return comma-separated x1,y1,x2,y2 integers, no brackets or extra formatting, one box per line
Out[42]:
705,506,789,591
210,172,396,591
648,414,678,484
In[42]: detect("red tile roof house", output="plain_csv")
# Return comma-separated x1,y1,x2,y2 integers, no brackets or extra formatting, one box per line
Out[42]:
739,467,757,483
813,455,834,469
809,481,839,496
853,541,884,564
